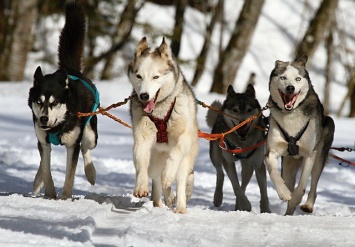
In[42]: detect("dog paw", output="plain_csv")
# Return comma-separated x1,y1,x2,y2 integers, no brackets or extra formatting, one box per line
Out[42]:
162,177,174,189
44,188,57,199
153,200,163,208
133,185,149,198
213,192,223,207
85,162,96,185
300,204,313,213
60,192,72,200
175,206,188,214
276,184,292,202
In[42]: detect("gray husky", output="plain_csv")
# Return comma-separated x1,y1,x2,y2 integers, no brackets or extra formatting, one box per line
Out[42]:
206,84,271,213
264,55,335,215
128,37,199,213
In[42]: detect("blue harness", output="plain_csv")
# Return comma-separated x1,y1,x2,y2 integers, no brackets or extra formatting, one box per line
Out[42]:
48,75,100,145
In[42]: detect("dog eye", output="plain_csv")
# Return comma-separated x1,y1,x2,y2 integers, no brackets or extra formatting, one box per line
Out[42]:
36,99,43,105
247,108,252,113
280,76,287,80
153,76,159,80
51,100,59,106
295,77,301,81
232,108,238,113
136,74,142,79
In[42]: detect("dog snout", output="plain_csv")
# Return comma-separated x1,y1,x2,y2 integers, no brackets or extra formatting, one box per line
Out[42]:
140,93,149,102
40,116,49,125
286,85,295,94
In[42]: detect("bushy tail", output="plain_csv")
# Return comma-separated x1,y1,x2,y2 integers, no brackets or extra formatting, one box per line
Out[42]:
206,100,222,128
58,1,86,72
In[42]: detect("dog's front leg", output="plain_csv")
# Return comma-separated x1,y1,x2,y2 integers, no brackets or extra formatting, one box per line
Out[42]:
60,144,80,199
265,150,292,201
133,140,151,198
286,152,317,215
37,141,56,198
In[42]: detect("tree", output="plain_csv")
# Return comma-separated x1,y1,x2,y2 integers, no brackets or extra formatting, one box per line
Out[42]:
0,0,38,81
210,0,265,94
294,0,339,61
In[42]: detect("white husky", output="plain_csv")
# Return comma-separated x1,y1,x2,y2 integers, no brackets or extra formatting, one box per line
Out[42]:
127,37,199,213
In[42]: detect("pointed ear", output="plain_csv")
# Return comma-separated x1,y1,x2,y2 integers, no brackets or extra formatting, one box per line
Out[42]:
245,84,256,98
227,85,236,96
275,60,288,68
34,66,43,85
135,37,149,57
294,55,308,67
157,37,172,59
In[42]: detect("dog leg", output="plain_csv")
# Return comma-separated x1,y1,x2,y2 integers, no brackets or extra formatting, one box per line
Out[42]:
133,140,151,198
186,170,194,202
254,160,271,213
38,142,56,198
265,150,292,201
174,156,192,214
223,159,251,211
33,161,44,195
60,144,80,199
163,187,175,209
81,125,96,185
151,179,163,208
241,160,254,192
210,142,224,207
281,156,300,193
285,152,317,215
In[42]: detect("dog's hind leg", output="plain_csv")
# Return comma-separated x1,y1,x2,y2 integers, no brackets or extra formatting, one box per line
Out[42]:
210,142,224,207
151,179,163,208
81,125,97,185
33,164,44,195
241,160,254,192
175,156,194,214
38,142,56,198
185,170,194,202
61,143,80,199
253,157,271,213
281,156,301,193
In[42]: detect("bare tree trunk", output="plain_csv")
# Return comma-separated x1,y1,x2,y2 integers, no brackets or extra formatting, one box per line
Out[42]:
294,0,338,61
171,0,188,57
324,29,333,115
0,0,38,81
348,69,355,117
191,0,223,87
100,0,137,80
210,0,265,94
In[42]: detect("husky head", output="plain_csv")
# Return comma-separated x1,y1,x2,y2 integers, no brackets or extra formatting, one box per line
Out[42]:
223,84,261,141
128,37,179,114
28,66,70,130
269,55,311,111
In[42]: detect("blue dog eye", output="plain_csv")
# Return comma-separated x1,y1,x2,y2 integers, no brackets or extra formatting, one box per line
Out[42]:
36,99,42,104
280,76,286,80
295,77,301,81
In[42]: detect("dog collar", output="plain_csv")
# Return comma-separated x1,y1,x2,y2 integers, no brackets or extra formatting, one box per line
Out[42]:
225,140,256,159
276,119,310,156
148,98,176,143
47,75,100,146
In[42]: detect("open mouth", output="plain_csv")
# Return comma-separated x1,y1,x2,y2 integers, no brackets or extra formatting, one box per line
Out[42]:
232,120,249,141
142,89,160,114
278,89,299,111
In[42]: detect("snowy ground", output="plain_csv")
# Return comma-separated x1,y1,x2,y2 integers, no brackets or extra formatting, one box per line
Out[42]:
0,80,355,246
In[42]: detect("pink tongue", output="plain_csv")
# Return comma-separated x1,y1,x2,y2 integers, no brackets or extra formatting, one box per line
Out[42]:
143,99,156,113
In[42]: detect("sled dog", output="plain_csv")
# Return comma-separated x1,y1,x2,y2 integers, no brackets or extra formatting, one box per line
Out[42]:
128,37,199,213
264,55,335,215
206,84,271,213
28,1,99,199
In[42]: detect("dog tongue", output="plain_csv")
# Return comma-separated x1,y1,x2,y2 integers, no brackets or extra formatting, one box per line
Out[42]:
143,99,156,113
237,122,249,137
284,94,298,108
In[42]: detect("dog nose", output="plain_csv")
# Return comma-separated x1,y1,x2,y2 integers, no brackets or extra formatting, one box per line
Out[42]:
286,85,295,94
140,93,149,102
40,116,49,125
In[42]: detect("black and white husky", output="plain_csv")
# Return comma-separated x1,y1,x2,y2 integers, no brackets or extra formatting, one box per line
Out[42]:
206,84,271,213
264,55,335,215
28,1,99,199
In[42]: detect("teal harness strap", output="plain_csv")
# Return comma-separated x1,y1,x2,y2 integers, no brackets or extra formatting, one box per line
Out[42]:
48,75,100,146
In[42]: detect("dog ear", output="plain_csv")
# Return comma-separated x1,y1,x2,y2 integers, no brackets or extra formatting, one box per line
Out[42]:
294,55,308,67
157,37,172,59
227,85,236,96
245,84,256,98
34,66,43,85
275,60,288,68
135,37,149,57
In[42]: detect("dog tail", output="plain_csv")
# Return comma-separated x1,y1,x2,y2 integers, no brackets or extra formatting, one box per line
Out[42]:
206,100,222,128
58,1,86,72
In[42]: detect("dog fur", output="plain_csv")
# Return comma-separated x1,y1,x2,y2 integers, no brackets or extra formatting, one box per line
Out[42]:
28,1,98,199
206,84,271,213
264,55,335,215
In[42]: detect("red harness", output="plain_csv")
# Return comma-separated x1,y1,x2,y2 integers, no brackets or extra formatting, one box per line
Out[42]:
148,98,176,143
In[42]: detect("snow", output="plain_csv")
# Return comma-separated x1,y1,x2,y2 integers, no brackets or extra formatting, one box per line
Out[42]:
1,0,355,246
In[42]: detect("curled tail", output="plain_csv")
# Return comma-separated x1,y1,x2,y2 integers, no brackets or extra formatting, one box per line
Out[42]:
206,100,222,128
58,1,86,72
